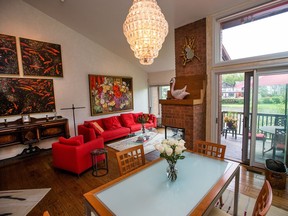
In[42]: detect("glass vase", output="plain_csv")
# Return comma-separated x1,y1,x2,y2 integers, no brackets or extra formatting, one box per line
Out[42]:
141,123,145,133
166,160,178,182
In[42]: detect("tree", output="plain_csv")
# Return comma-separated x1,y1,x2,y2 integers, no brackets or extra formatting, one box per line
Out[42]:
222,73,244,86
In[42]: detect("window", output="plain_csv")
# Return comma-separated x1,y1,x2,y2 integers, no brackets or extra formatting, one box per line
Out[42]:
148,85,170,116
217,1,288,62
159,86,170,99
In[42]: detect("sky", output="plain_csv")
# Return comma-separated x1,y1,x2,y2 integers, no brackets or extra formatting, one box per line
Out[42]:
222,12,288,60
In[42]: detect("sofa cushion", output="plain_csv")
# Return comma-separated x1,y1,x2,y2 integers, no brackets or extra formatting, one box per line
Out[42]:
147,114,154,124
59,136,83,146
101,127,130,142
84,121,104,135
129,124,142,132
103,116,122,130
120,113,135,127
133,112,143,123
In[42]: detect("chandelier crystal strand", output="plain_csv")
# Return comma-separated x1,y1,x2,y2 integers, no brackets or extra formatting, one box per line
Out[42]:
123,0,168,65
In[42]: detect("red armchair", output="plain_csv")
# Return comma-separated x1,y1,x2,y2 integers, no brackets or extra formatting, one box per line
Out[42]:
52,135,105,175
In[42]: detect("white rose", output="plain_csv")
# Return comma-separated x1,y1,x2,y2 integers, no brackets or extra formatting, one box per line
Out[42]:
165,147,173,156
162,139,168,144
155,144,165,153
177,139,185,147
175,146,183,155
162,144,169,150
167,138,175,146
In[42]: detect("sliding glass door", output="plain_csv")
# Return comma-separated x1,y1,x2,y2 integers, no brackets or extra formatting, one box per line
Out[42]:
216,70,288,168
252,72,288,167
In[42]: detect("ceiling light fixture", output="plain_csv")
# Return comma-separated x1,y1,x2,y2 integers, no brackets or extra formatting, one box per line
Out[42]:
123,0,168,65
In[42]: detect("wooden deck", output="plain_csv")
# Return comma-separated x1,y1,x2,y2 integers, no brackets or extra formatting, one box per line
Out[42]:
221,133,285,165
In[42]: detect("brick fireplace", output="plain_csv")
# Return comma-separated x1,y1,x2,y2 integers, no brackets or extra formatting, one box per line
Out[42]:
160,19,206,150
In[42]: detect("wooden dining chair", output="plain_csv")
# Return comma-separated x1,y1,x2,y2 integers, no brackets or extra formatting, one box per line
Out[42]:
193,140,226,207
208,180,273,216
194,140,226,159
116,145,145,176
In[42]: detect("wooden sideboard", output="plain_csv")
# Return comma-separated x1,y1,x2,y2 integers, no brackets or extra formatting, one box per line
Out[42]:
0,116,70,154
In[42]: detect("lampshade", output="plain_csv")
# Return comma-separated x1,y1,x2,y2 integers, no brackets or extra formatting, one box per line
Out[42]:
123,0,168,65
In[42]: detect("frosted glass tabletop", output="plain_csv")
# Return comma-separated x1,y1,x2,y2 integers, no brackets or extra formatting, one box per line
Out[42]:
94,152,231,216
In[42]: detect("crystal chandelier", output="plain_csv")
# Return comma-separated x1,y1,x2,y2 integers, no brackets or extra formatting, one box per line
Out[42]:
123,0,168,65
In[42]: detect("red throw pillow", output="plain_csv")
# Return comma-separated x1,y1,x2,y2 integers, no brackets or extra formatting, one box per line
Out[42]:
59,136,83,146
85,121,104,135
147,114,154,123
103,116,122,130
120,113,135,127
133,112,143,123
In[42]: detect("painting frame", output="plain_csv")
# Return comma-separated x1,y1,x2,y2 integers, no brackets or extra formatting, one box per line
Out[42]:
89,74,134,116
0,34,19,75
20,37,63,77
0,78,56,116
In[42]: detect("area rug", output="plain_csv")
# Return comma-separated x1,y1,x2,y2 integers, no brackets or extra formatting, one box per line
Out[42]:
0,188,51,216
107,132,164,154
214,189,288,215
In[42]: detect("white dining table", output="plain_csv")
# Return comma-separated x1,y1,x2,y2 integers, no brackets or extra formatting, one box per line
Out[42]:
84,151,240,216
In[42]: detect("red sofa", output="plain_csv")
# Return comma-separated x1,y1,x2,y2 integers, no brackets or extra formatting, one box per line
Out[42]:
78,112,157,143
52,135,105,175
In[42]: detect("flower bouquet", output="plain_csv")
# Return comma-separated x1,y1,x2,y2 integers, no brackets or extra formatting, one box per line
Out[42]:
154,139,186,181
137,114,149,133
224,116,237,129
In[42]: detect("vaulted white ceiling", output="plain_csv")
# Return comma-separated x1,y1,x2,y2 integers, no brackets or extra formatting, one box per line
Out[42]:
23,0,251,73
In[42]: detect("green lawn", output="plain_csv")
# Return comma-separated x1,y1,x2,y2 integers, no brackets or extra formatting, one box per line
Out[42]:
222,103,285,114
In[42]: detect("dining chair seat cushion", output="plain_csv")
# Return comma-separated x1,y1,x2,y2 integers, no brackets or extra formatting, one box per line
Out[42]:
248,132,265,139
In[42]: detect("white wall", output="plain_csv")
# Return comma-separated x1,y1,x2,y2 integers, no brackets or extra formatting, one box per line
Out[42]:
0,0,149,159
148,70,175,86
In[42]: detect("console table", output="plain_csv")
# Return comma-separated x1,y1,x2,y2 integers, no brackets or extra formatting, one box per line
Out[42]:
0,116,70,155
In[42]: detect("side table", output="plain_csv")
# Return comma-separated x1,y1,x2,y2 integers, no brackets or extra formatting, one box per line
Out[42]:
223,127,237,139
90,148,108,177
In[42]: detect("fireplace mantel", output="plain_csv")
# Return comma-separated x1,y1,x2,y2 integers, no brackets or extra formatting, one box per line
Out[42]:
159,79,205,106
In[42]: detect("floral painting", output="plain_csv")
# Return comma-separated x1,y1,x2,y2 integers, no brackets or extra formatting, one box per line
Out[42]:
89,75,133,115
0,34,19,74
20,37,63,77
0,78,55,116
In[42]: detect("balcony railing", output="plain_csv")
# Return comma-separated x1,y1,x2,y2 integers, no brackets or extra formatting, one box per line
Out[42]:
221,111,286,138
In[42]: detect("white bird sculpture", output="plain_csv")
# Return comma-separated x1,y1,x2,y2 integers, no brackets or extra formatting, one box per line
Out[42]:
170,77,190,99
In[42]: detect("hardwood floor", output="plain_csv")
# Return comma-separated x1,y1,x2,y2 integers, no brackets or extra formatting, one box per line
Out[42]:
0,148,287,216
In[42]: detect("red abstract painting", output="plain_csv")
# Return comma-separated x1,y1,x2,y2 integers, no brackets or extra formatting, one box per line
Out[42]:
20,38,63,77
0,34,19,74
0,78,56,116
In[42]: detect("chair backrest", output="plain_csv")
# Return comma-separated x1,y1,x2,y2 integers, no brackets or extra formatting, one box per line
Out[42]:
194,140,226,159
274,116,286,127
116,145,145,176
252,180,273,216
274,128,286,150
